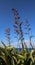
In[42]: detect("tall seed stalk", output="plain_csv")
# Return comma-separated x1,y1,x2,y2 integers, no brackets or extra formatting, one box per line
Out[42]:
25,19,33,48
12,8,25,49
5,28,11,46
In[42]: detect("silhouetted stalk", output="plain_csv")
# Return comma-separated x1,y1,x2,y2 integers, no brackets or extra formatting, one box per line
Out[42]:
25,19,33,48
5,28,11,46
12,8,24,49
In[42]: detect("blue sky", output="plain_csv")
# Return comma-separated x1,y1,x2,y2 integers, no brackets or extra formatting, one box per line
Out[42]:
0,0,35,47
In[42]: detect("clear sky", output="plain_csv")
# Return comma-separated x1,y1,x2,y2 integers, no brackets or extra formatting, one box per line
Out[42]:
0,0,35,47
